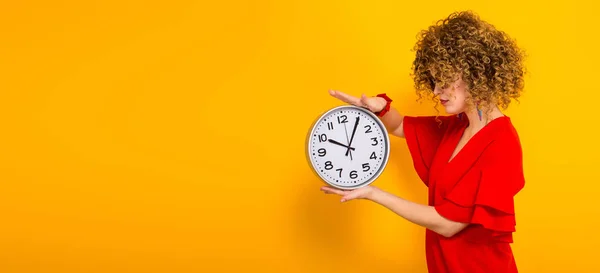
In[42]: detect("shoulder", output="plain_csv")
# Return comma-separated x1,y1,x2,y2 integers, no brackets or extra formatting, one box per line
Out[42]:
482,116,523,161
477,116,525,190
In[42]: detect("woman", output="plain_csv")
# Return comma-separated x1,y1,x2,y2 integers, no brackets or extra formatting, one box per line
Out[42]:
320,11,526,273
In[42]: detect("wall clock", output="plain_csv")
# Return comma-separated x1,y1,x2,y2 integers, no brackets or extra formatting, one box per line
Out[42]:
306,105,390,190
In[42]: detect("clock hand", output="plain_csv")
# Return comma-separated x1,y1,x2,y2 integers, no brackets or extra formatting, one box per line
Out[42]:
343,122,353,160
346,116,360,157
327,139,356,151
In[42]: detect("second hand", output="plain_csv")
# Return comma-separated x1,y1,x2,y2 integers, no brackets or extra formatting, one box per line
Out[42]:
343,122,353,161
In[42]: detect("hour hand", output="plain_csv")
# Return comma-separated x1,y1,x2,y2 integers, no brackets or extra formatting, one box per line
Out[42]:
327,139,355,150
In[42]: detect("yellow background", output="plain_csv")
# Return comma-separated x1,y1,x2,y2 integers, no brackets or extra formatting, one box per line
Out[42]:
1,1,599,272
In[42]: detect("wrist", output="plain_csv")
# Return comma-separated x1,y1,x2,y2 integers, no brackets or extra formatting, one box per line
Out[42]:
374,93,392,117
366,186,383,201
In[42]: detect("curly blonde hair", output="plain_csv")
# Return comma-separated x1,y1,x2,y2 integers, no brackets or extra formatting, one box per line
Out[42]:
411,11,526,112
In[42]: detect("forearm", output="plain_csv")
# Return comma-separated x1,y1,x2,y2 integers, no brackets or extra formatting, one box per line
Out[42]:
367,188,466,237
379,107,405,138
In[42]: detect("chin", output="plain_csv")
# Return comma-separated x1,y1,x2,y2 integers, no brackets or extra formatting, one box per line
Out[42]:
442,105,462,115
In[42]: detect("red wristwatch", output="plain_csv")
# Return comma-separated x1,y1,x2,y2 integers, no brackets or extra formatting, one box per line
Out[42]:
374,93,393,117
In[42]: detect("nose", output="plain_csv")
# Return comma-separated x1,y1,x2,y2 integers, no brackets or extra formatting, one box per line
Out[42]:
433,85,441,96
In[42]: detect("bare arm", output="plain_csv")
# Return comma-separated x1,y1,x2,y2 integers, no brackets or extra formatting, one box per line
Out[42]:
378,107,405,138
322,185,469,237
367,188,468,237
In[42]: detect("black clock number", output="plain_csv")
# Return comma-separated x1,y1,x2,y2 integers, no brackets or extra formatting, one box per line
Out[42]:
327,122,334,130
370,151,377,160
349,170,358,179
336,168,343,177
318,148,326,157
371,137,378,146
318,134,327,142
364,125,372,133
337,115,348,124
362,163,370,172
324,161,333,170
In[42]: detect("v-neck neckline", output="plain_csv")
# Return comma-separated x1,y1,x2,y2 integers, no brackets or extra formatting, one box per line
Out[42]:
446,114,508,165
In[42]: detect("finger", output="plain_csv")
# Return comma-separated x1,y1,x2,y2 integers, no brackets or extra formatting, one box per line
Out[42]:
329,90,361,105
329,89,356,104
320,186,348,196
321,186,343,195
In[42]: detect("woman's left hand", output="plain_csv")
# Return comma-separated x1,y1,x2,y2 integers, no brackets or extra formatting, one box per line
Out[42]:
320,185,379,202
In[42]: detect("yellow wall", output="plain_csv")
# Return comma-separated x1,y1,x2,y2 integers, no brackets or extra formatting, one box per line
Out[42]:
1,1,599,272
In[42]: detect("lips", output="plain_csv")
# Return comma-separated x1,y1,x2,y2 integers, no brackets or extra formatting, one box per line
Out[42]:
440,99,449,105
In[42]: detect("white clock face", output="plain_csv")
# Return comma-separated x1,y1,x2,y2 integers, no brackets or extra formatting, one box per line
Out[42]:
307,105,390,189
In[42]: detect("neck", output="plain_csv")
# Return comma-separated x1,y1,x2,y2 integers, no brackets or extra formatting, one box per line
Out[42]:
462,104,503,132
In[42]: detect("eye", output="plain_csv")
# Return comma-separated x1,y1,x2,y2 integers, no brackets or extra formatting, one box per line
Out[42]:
428,79,435,90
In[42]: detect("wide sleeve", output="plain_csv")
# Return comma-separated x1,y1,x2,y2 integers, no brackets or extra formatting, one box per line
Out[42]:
403,115,453,185
434,137,526,234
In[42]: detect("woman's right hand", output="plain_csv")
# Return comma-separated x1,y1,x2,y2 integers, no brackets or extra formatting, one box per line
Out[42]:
328,89,388,114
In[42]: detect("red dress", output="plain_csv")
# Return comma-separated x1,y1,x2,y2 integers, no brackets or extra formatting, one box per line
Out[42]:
403,114,525,273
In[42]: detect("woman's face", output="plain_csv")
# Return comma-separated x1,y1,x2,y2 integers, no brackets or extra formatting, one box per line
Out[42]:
433,77,470,114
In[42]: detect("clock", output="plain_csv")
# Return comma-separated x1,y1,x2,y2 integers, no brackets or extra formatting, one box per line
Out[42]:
306,105,390,190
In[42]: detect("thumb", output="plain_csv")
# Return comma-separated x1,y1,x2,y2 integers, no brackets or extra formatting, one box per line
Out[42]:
360,94,372,109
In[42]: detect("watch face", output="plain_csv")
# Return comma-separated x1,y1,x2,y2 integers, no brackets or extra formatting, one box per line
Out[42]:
306,105,390,189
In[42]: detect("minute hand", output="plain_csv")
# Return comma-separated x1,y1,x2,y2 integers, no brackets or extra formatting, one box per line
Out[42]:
346,116,359,156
